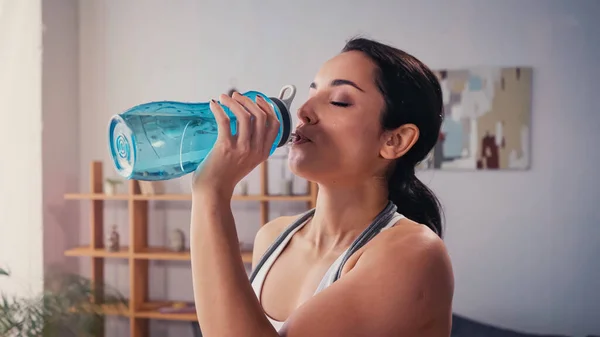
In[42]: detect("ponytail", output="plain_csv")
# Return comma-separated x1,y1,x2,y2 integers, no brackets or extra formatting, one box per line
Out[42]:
388,163,443,237
341,37,445,236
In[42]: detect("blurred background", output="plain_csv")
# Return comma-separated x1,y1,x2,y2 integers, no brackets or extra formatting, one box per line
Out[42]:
1,0,599,336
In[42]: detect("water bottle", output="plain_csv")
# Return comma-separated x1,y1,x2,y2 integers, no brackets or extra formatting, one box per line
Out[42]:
108,85,296,181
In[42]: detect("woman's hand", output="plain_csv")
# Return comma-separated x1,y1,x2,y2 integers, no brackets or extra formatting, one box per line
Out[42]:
192,92,281,198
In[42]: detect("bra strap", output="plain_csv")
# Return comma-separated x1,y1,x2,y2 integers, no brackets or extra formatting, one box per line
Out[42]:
249,209,315,283
333,201,398,282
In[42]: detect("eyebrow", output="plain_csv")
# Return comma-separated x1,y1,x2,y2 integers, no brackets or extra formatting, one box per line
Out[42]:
310,79,365,92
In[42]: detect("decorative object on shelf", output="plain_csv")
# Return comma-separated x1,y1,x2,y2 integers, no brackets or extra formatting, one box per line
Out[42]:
417,67,532,171
157,301,195,314
107,225,120,252
169,229,186,252
238,180,249,196
104,178,123,195
138,181,164,195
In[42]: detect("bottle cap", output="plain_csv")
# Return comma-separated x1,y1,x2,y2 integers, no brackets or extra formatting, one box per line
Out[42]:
269,84,296,148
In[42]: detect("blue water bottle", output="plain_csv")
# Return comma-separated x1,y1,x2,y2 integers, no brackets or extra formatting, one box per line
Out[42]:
108,85,296,181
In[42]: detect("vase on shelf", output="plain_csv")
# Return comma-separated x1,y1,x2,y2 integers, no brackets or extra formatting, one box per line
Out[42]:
104,178,123,195
169,229,186,252
138,181,164,196
107,225,120,252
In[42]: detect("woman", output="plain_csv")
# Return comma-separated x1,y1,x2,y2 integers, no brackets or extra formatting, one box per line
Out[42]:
190,37,454,337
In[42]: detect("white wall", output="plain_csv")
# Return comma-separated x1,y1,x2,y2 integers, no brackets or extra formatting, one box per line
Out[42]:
42,0,80,276
0,0,43,298
77,0,600,336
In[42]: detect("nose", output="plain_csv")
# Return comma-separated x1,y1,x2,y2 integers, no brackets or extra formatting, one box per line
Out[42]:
296,98,318,125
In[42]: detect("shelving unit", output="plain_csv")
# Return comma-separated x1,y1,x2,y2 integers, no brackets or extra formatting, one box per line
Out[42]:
64,160,318,337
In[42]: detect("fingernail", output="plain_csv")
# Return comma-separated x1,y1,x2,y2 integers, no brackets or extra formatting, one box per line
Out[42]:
256,95,264,102
210,99,216,104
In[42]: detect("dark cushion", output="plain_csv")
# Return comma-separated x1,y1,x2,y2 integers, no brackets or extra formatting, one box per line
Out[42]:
451,314,571,337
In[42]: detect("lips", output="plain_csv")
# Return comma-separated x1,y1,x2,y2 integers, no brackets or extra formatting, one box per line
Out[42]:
290,129,311,145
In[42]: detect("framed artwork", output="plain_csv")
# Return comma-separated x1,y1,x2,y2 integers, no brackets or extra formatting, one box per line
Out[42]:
418,67,533,170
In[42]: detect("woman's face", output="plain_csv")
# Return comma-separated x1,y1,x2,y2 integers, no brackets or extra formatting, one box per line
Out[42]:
288,51,389,185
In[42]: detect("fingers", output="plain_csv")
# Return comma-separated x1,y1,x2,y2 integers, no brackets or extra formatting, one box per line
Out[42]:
232,92,268,151
256,95,281,154
219,93,251,145
215,91,281,158
209,99,232,142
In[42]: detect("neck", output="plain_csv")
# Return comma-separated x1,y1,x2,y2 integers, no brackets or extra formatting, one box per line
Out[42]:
304,178,389,254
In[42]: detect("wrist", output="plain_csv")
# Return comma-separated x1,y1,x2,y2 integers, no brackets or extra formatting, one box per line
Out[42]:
192,185,234,203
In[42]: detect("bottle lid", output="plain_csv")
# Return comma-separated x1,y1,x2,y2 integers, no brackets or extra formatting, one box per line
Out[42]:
269,84,296,148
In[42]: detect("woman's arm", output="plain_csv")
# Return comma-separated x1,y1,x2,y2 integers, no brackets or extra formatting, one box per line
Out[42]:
190,192,279,337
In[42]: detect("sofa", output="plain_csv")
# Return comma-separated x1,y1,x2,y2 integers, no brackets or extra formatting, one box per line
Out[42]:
193,314,581,336
451,314,572,337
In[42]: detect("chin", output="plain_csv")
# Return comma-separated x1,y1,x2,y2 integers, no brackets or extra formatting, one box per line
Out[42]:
287,150,332,184
287,154,307,178
288,150,316,181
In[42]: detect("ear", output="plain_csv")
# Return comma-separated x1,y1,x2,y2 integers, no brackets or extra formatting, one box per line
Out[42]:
379,124,420,160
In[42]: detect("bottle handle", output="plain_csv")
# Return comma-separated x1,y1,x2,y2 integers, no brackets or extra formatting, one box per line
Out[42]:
278,85,297,109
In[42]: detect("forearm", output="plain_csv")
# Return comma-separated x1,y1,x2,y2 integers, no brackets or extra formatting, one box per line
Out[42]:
190,192,279,337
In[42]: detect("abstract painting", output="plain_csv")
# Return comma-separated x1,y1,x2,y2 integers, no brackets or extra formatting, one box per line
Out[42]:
417,67,533,170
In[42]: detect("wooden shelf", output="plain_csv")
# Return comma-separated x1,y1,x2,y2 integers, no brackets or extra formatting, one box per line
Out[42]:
64,160,317,336
65,193,312,202
71,302,130,317
134,247,191,261
65,193,129,200
98,302,130,317
134,247,253,263
65,246,130,258
65,246,253,263
135,302,197,321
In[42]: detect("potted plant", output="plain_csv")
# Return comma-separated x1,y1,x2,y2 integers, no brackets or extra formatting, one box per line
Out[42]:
0,266,127,337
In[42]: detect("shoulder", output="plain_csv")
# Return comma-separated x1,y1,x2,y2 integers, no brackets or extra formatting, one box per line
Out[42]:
384,218,450,263
283,219,454,336
349,219,454,333
366,218,453,285
251,214,298,269
359,218,454,308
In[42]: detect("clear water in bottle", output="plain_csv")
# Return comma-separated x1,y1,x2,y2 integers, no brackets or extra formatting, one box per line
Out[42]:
108,86,295,181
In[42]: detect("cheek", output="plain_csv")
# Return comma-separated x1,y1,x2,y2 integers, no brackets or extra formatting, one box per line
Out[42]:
328,121,381,159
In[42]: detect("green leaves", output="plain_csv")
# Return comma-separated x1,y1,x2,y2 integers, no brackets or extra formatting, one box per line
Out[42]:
0,267,127,337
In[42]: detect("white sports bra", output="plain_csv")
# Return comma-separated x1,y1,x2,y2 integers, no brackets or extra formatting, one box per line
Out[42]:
249,201,404,332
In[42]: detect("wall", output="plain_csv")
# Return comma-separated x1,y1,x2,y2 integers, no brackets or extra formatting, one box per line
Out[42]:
77,0,600,336
41,0,80,276
0,0,43,298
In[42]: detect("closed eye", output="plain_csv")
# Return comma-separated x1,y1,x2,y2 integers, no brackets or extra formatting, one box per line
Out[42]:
331,101,351,107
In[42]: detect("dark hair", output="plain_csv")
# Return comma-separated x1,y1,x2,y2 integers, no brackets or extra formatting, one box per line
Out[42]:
342,37,444,237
